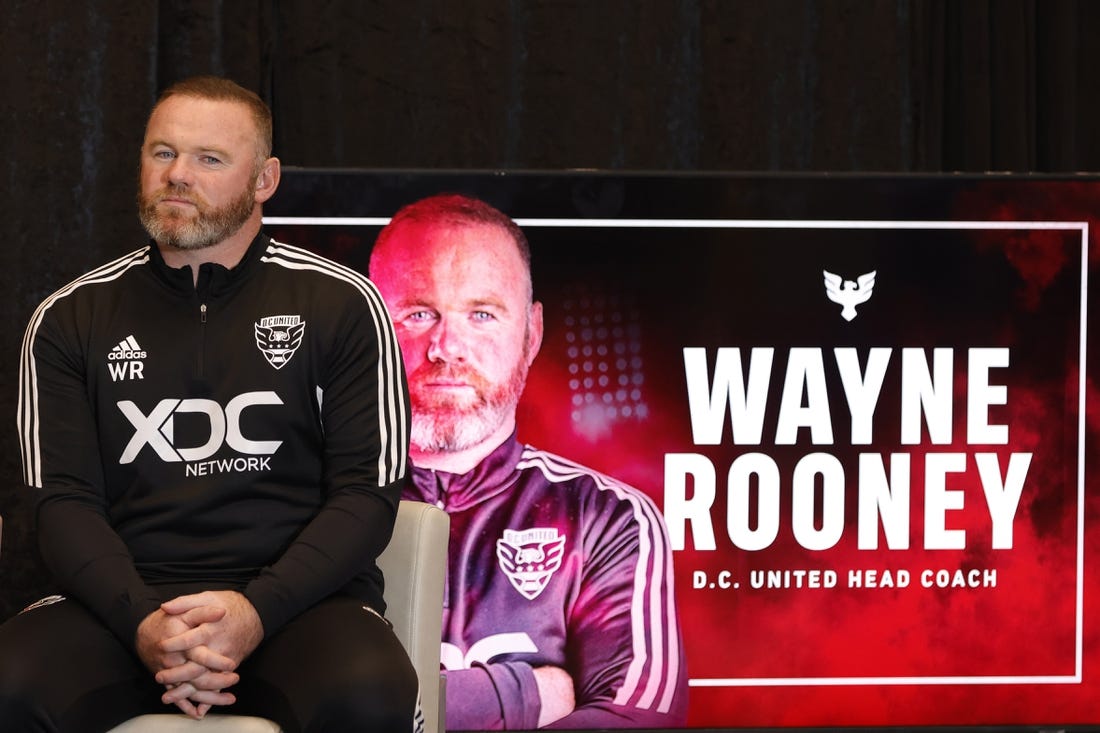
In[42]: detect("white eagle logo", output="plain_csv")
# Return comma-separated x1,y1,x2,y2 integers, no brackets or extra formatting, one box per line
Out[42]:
255,315,306,369
496,528,566,601
823,270,876,321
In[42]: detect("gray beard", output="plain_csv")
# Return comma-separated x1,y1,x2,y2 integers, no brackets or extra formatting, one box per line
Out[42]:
408,358,529,455
138,181,256,251
410,400,517,454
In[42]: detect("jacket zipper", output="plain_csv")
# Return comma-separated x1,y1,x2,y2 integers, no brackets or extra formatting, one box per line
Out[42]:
198,302,207,379
433,470,450,609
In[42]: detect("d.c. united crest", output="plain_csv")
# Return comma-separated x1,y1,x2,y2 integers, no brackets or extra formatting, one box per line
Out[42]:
497,528,566,600
255,315,306,369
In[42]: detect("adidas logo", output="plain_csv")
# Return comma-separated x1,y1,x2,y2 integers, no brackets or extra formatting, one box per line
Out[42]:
107,336,146,381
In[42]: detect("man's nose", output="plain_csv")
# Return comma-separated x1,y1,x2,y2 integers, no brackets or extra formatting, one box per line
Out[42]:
165,156,193,186
426,319,466,363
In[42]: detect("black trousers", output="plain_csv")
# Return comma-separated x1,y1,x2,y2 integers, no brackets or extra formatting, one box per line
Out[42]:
0,595,420,733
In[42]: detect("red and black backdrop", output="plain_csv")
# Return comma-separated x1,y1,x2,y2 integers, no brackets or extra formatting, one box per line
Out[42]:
3,4,1100,729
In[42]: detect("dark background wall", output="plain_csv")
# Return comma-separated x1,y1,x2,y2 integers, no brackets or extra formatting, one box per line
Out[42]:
1,0,1097,620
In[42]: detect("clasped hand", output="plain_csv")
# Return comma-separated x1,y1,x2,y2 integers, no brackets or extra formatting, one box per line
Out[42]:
136,590,264,719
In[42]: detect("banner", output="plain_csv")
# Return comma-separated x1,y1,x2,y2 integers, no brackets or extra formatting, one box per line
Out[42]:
265,172,1097,729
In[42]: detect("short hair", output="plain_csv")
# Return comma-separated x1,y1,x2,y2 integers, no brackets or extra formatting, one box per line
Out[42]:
374,193,531,275
151,76,273,163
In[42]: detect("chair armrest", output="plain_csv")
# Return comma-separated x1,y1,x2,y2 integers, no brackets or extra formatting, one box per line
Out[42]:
377,500,449,733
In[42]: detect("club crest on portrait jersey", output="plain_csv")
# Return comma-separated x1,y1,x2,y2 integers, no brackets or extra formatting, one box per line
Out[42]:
255,315,306,369
496,528,566,600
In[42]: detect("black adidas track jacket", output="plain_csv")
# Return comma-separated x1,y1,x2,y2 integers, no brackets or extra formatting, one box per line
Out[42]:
17,233,410,650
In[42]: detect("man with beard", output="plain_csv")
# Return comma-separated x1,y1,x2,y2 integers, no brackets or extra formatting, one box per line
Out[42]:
369,194,688,730
0,77,419,732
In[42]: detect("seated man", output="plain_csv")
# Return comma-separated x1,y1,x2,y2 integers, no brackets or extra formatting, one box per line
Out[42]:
0,76,418,733
370,194,688,729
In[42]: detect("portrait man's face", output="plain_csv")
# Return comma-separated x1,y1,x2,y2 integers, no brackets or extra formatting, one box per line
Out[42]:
372,220,543,454
137,95,262,250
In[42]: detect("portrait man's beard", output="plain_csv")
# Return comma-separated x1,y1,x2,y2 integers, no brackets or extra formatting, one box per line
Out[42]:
138,176,256,250
408,355,530,454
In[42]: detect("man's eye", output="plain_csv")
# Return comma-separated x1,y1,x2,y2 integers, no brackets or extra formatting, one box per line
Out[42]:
200,155,222,165
153,150,175,160
406,311,436,323
472,311,495,322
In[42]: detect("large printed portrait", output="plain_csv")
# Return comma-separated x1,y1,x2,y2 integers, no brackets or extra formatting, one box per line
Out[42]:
266,172,1099,730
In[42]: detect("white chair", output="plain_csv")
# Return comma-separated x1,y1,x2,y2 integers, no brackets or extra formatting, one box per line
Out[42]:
108,500,449,733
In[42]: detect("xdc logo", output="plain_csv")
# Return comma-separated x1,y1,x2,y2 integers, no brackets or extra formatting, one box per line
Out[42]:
118,391,283,464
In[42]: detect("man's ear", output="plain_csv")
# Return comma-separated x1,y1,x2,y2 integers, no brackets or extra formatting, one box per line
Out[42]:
527,301,544,367
254,157,281,203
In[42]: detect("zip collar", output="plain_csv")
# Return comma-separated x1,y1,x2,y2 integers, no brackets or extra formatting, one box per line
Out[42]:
407,433,525,512
148,231,269,297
